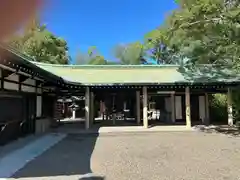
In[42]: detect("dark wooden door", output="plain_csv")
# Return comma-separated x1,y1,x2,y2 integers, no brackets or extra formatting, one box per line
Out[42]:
190,95,200,122
24,95,36,134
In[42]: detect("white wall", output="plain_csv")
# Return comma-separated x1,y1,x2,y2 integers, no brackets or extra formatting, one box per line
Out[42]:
21,85,35,92
175,96,182,119
4,74,19,90
4,82,18,90
23,78,36,86
199,96,206,122
22,78,36,92
1,71,38,93
5,73,19,81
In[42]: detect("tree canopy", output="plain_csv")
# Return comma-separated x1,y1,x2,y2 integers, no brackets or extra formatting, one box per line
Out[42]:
146,0,240,66
7,1,239,67
113,42,147,65
75,46,108,65
9,19,69,64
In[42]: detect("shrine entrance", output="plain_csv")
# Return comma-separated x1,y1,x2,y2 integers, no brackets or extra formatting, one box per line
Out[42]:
93,88,138,126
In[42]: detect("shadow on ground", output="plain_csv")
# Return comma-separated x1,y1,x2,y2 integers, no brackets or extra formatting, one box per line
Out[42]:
195,125,240,136
12,126,105,180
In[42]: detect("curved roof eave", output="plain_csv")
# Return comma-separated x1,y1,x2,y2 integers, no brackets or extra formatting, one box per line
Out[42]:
0,43,65,83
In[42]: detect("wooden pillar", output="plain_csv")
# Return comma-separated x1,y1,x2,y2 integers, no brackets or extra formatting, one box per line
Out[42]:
123,101,127,110
185,87,191,128
90,91,95,125
143,86,148,128
136,91,141,124
205,93,210,125
85,87,90,129
123,101,127,121
171,93,175,123
100,101,104,120
0,69,2,89
227,88,233,126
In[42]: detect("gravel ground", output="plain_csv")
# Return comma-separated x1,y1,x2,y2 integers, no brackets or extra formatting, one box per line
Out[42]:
11,132,240,180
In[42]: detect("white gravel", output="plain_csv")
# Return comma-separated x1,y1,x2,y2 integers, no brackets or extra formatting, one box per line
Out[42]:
11,131,240,180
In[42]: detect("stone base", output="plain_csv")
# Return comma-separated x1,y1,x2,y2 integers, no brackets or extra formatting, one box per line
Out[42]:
35,119,51,134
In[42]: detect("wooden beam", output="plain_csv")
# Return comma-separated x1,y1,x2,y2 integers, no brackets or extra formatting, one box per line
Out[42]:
1,69,15,78
19,75,29,83
36,80,44,87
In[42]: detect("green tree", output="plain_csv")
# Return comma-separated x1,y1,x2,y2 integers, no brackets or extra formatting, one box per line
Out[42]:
75,46,107,65
161,0,240,65
9,18,69,64
153,0,240,122
144,29,180,64
144,0,240,66
113,42,147,65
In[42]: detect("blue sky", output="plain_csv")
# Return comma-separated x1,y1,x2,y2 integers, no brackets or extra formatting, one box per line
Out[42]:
41,0,178,62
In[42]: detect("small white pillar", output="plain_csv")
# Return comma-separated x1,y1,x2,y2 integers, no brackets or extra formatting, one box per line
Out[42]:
136,91,141,124
72,109,76,119
227,88,233,126
85,87,90,129
143,86,148,128
185,87,191,128
171,93,175,123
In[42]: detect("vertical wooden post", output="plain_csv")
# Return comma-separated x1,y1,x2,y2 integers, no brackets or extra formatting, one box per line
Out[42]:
143,86,148,128
185,87,191,128
85,87,90,129
171,93,175,123
205,93,210,125
227,88,233,126
100,101,104,120
0,68,2,89
136,91,141,124
90,91,95,125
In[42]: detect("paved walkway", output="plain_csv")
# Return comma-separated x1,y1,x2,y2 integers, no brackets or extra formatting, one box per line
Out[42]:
0,135,41,159
0,133,66,179
2,131,239,180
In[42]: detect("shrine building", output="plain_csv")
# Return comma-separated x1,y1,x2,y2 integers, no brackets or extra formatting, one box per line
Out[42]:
0,44,239,145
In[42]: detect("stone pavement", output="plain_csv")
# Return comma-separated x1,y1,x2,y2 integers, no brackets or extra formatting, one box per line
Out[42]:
5,131,240,180
0,135,43,159
0,133,66,179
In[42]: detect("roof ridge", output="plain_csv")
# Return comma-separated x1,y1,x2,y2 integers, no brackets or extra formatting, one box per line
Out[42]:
32,61,181,68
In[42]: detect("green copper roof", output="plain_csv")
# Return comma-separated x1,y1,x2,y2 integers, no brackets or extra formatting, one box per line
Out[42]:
1,44,239,86
30,62,240,85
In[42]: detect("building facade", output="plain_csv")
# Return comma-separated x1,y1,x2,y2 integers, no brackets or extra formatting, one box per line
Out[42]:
0,44,239,145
